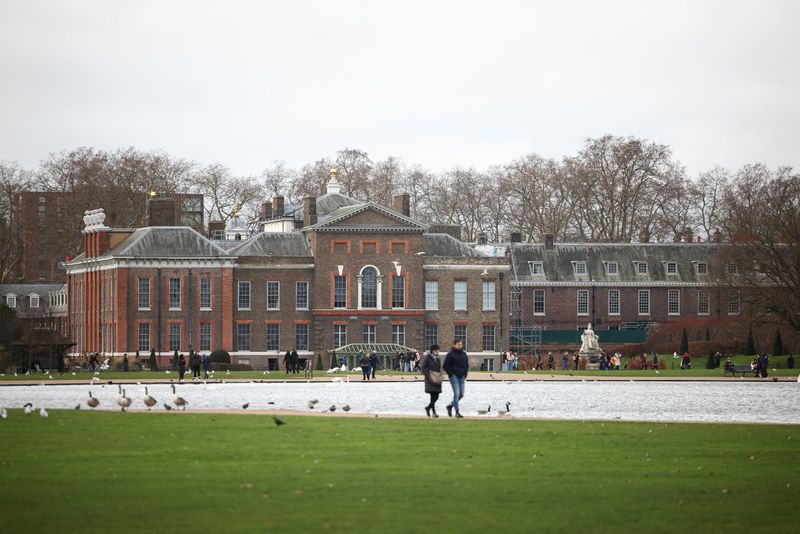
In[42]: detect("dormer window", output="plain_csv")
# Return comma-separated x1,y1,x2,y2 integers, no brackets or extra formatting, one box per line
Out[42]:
572,261,587,275
528,261,544,275
5,294,16,308
605,261,619,275
727,263,738,274
695,262,708,275
29,294,40,308
634,261,648,275
665,262,678,275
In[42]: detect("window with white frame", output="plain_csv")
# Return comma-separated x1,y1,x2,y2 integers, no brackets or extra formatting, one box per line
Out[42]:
697,290,710,315
392,275,405,308
266,323,280,351
360,266,378,309
138,323,150,352
666,262,678,275
29,294,39,308
573,261,587,275
728,290,740,315
169,323,181,351
608,289,620,315
424,324,438,349
295,281,309,310
482,325,495,351
528,261,544,275
695,262,708,275
482,281,496,311
5,294,16,308
237,323,251,351
636,261,648,275
362,324,376,344
605,261,619,275
454,325,467,350
295,323,309,351
533,289,545,315
638,290,650,315
425,281,439,310
392,324,406,346
333,275,347,308
668,289,680,315
334,324,347,349
576,289,589,315
454,281,468,310
199,323,212,351
266,281,280,310
169,278,181,309
199,278,212,309
138,278,150,309
237,281,251,310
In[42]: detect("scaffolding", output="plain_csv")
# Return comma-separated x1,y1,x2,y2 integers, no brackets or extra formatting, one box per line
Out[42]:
509,256,542,354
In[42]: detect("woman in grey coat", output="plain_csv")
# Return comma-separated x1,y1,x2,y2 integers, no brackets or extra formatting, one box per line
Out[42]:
420,344,442,417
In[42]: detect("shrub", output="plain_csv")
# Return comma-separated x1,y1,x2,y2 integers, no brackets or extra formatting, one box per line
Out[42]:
705,351,716,369
745,329,756,356
679,328,689,355
773,329,784,356
210,349,231,364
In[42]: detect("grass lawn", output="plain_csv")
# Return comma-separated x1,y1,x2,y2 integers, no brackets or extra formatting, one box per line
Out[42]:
0,412,797,533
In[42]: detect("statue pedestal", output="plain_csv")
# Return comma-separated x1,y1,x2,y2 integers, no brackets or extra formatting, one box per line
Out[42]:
580,349,603,369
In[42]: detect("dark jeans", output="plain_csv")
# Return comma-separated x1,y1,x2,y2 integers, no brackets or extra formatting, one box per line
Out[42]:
192,366,200,378
427,392,439,407
362,366,371,380
203,368,209,379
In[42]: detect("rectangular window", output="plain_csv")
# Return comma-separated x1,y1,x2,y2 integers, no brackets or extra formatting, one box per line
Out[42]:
295,281,309,310
199,323,212,351
577,289,589,316
333,275,347,308
605,261,618,275
533,289,545,316
137,323,150,352
334,324,347,349
424,324,438,350
425,281,439,310
482,281,496,311
454,325,467,351
668,289,680,315
728,290,740,315
267,281,280,310
727,263,738,274
361,241,377,254
528,261,544,275
295,323,309,351
573,261,587,275
169,278,181,309
698,290,710,315
362,324,376,344
636,262,648,275
266,323,280,351
392,324,406,346
169,323,181,351
696,262,708,275
29,295,39,308
237,323,251,351
199,278,212,309
392,276,405,308
638,290,650,315
6,295,16,308
454,281,468,310
608,289,620,315
332,241,350,254
482,325,496,352
666,262,677,275
238,281,251,310
138,278,150,309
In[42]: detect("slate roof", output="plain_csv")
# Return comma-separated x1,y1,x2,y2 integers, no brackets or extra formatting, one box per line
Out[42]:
0,283,66,296
230,232,312,257
423,234,487,257
312,202,427,232
316,193,363,220
510,242,726,285
107,227,233,258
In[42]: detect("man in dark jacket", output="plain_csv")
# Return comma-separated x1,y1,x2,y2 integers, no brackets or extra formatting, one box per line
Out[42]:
369,352,378,379
284,350,292,374
443,340,469,418
290,349,300,374
202,352,211,379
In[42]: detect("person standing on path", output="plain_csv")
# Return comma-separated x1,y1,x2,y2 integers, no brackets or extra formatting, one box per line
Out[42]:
420,345,443,417
359,352,371,381
122,354,129,372
191,351,201,379
369,351,378,379
443,339,469,418
284,350,292,374
202,352,211,379
177,353,186,382
290,349,300,374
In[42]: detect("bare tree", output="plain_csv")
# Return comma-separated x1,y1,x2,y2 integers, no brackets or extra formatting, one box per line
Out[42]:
505,154,571,241
691,166,729,239
334,148,372,200
291,158,333,200
262,160,296,200
192,163,263,224
370,156,404,207
0,161,34,282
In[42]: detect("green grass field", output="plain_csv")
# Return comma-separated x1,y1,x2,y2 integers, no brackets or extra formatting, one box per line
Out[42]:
0,411,797,533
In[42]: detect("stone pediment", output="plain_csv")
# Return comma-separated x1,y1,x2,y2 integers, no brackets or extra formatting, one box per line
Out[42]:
312,202,427,233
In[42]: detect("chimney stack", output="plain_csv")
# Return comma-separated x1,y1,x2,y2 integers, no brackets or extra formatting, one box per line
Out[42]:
510,232,522,243
428,223,461,241
272,196,285,219
303,196,317,227
476,232,488,245
639,228,650,243
393,193,411,217
260,200,273,221
544,234,555,250
683,228,693,243
82,208,110,257
712,228,722,243
147,198,176,226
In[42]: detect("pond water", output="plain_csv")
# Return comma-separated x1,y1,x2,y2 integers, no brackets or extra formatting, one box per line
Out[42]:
0,380,797,424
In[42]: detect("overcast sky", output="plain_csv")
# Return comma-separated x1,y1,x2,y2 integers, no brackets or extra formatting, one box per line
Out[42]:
1,0,798,177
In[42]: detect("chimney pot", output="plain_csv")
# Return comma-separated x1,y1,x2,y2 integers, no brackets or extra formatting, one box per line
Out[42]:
272,196,285,219
303,196,317,227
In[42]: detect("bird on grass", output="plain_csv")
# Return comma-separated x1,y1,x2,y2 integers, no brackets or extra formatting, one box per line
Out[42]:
39,408,48,418
143,387,157,410
477,405,491,415
496,402,511,416
87,391,99,409
163,403,173,411
1,407,7,419
272,416,286,426
23,403,34,415
171,384,188,410
343,405,351,412
117,389,132,412
242,403,250,410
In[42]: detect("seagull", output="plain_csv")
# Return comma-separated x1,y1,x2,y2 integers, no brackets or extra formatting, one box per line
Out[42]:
242,403,249,410
0,407,7,419
307,400,316,409
163,403,173,411
272,416,286,426
477,405,491,415
171,384,188,410
87,391,99,409
329,405,336,412
23,403,34,414
343,405,351,412
39,408,48,418
142,387,157,410
117,389,132,412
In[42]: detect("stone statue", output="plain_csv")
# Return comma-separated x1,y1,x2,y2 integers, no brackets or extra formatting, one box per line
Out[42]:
580,323,600,353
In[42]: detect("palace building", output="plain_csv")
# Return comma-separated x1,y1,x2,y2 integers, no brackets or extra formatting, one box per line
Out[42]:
65,175,510,370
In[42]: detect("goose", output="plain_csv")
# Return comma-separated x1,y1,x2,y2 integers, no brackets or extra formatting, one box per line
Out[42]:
342,405,351,412
496,402,511,416
142,387,157,410
1,407,7,419
171,384,188,410
329,405,336,412
39,408,48,418
477,405,491,415
87,391,99,409
117,389,132,412
23,402,34,414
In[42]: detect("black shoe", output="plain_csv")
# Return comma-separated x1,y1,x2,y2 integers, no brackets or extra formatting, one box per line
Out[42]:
446,404,452,417
456,412,464,419
432,407,439,418
425,406,431,417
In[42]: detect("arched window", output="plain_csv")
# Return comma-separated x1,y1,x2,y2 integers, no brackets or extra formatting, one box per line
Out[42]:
360,266,378,308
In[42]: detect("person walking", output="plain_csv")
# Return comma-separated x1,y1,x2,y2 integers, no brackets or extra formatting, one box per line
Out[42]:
443,339,469,418
191,351,201,379
359,352,371,381
283,350,292,374
420,345,443,417
369,351,378,379
122,354,129,372
177,353,186,382
290,349,300,374
202,352,211,379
